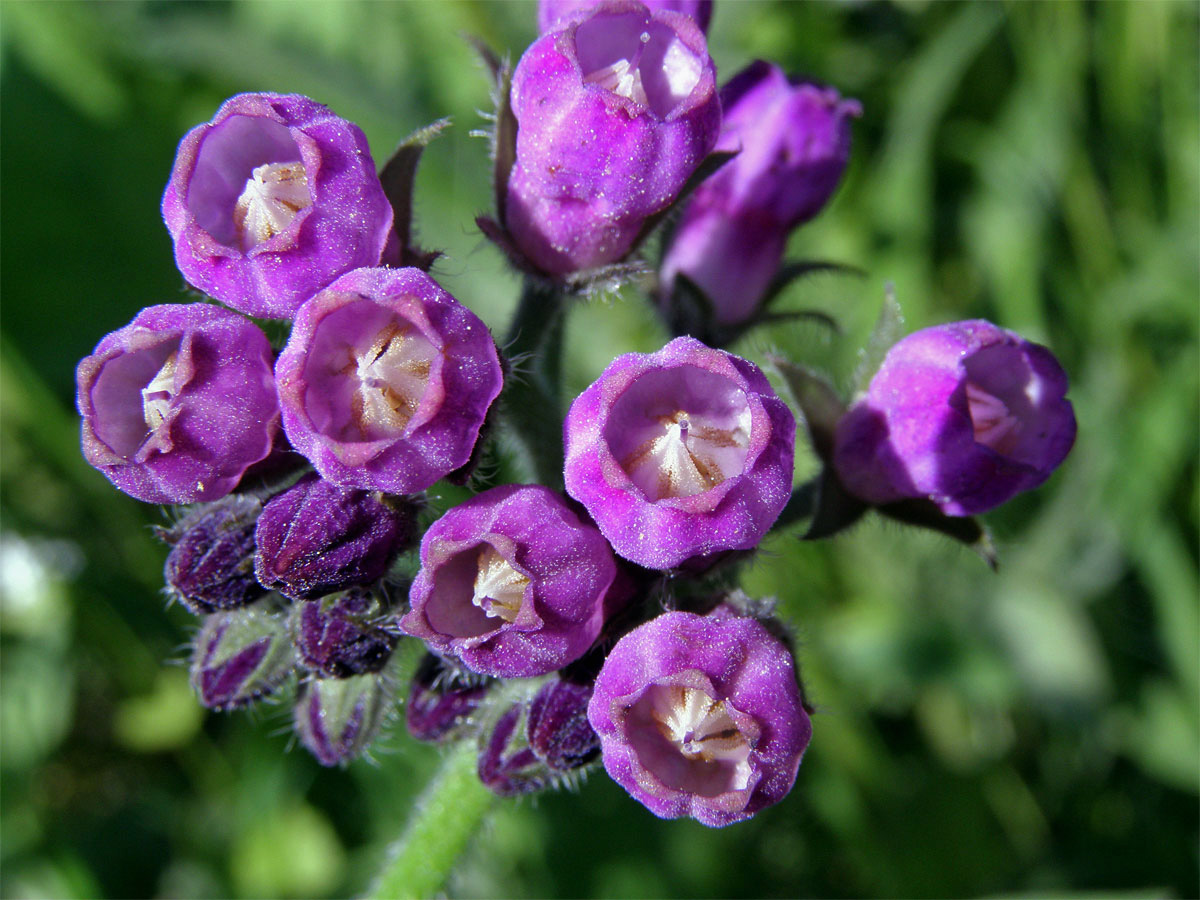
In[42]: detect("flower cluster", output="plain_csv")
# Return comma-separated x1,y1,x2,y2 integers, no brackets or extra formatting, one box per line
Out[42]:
76,0,1076,832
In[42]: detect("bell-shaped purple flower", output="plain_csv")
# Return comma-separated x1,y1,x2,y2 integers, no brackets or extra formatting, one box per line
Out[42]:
564,336,795,569
254,472,418,600
190,596,296,710
294,671,392,766
163,495,266,615
76,303,279,504
588,609,811,827
505,0,721,274
406,652,493,743
661,61,861,326
833,320,1077,516
538,0,712,35
274,267,504,494
400,484,619,678
162,92,394,319
292,588,399,678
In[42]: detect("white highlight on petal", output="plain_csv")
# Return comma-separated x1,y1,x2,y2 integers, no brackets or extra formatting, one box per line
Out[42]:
141,350,178,431
233,161,311,250
471,544,529,623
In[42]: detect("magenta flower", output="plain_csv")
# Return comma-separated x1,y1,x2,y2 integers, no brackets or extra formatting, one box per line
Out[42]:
564,336,795,569
661,61,861,325
538,0,712,35
400,484,619,678
505,0,721,274
274,267,503,494
162,92,394,319
254,472,418,601
76,303,278,504
588,609,811,827
833,320,1077,516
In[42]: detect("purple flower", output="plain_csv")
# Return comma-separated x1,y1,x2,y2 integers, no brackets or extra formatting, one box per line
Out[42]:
505,0,721,274
274,267,504,494
406,652,492,743
400,484,619,678
162,93,394,319
564,336,795,569
294,671,391,766
833,320,1077,516
661,61,860,325
76,303,279,504
191,596,296,710
254,472,418,600
588,610,811,827
292,588,399,678
538,0,712,34
163,495,266,615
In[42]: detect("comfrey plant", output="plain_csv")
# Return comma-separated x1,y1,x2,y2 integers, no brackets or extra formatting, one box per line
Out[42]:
74,0,1076,881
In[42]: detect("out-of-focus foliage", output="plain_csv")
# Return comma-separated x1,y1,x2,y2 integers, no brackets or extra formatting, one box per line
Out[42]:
1,1,1196,897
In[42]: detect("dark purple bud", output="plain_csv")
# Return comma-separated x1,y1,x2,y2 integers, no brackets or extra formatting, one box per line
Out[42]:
661,61,860,325
406,652,492,743
505,1,721,274
76,303,279,504
292,588,399,678
164,495,265,615
400,484,619,678
477,704,547,796
538,0,712,35
254,472,418,600
162,93,394,319
190,596,296,710
564,336,795,569
833,320,1077,516
527,678,600,771
275,267,504,494
294,671,391,766
588,609,811,827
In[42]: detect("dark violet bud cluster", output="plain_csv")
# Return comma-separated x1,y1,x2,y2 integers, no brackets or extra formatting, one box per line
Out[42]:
77,0,1079,830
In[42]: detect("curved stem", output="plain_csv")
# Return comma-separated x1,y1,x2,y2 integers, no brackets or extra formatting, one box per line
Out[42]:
367,741,497,900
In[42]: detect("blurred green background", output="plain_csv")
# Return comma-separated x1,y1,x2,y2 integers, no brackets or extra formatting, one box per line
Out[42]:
2,1,1197,897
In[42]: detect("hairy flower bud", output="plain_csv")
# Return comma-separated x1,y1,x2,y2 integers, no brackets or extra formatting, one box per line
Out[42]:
538,0,712,34
564,336,795,568
505,1,721,274
254,472,418,600
294,671,392,766
588,609,811,827
162,92,394,319
406,652,492,743
164,495,265,614
292,588,399,678
190,596,296,709
275,267,504,494
76,303,279,504
661,61,860,325
833,320,1077,516
401,485,619,678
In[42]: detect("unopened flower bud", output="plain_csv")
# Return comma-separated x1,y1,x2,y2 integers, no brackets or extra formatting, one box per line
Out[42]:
190,596,296,709
254,472,418,600
406,652,492,743
292,588,399,678
294,671,392,766
833,320,1076,516
526,677,599,772
164,495,265,615
477,704,545,796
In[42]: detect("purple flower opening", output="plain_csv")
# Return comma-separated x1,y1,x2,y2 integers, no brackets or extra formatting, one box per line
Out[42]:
564,336,794,569
505,1,720,274
162,93,394,319
400,484,619,678
833,320,1077,516
588,610,811,827
275,267,503,494
76,303,279,504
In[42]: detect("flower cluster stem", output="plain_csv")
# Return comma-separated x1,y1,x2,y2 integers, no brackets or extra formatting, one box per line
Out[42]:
367,741,497,900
